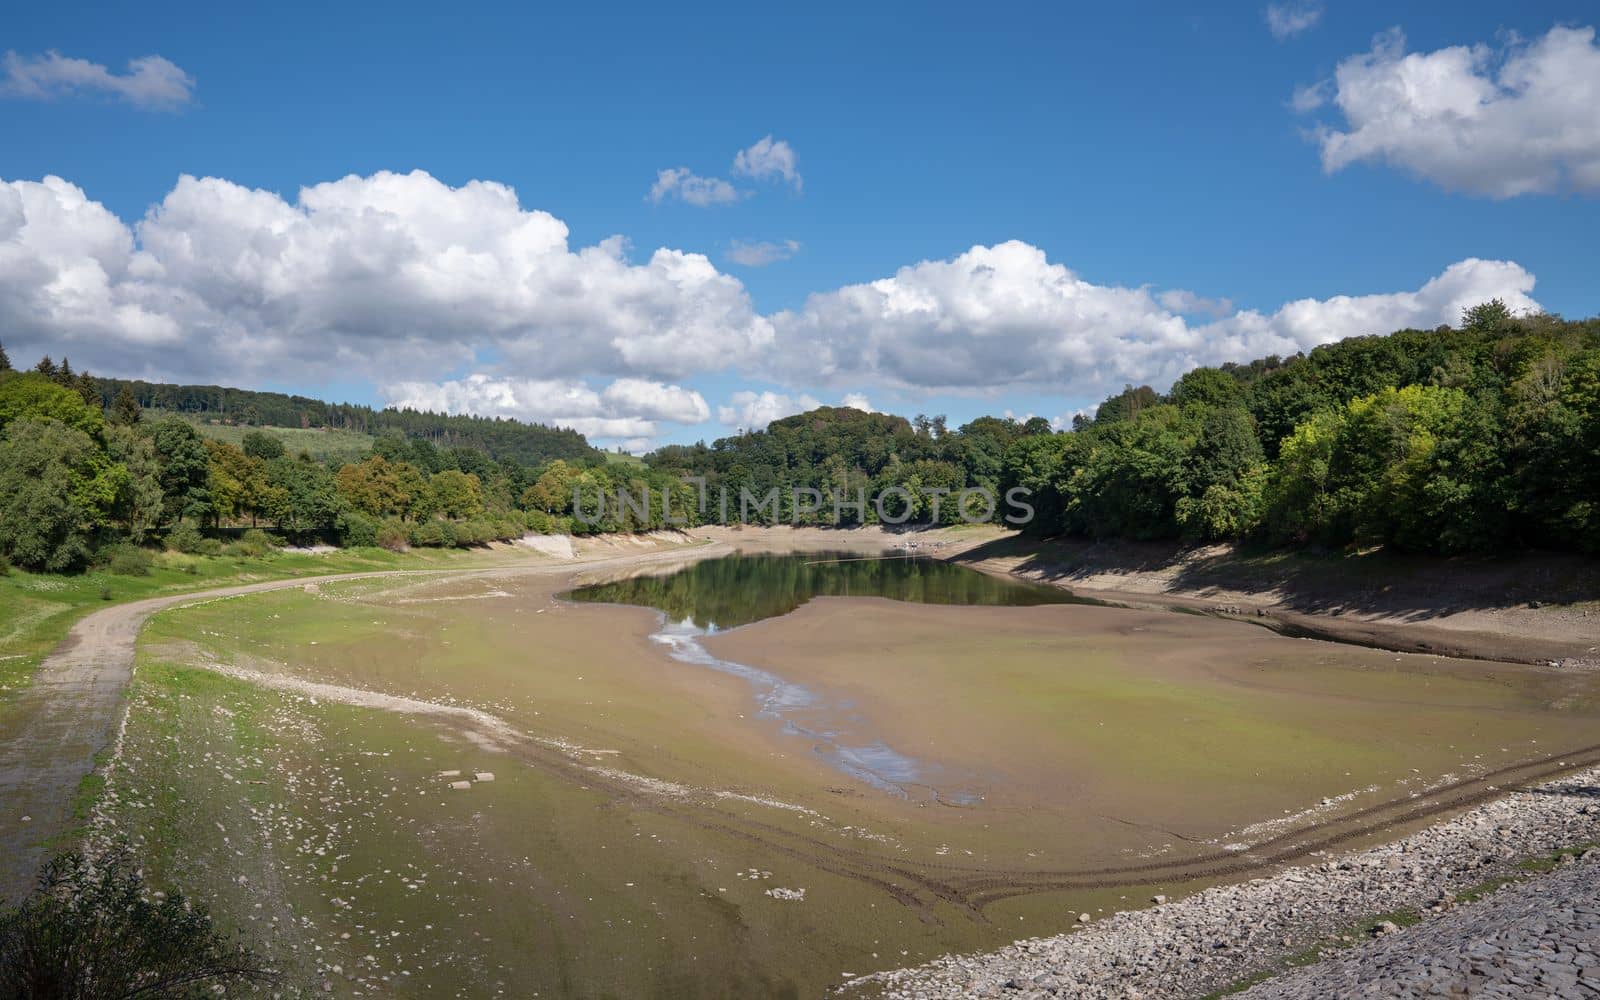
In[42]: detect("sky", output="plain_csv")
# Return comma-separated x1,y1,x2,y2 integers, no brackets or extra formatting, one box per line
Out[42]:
2,1,1598,451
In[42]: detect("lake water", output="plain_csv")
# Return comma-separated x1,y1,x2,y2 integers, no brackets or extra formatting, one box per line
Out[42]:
565,550,1079,630
567,552,1078,798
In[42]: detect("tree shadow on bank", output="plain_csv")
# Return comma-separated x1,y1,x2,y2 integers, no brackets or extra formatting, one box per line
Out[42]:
952,533,1600,624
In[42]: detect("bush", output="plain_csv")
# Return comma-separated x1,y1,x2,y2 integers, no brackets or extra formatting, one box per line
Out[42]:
163,522,206,555
0,847,277,996
409,520,449,548
337,511,379,548
106,544,153,577
0,553,10,576
227,528,280,558
376,518,410,552
453,519,490,547
98,583,112,601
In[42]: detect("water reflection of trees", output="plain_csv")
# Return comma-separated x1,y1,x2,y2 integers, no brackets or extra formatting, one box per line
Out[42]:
568,552,1073,629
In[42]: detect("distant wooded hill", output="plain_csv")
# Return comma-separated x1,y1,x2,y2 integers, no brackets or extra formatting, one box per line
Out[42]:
93,377,598,467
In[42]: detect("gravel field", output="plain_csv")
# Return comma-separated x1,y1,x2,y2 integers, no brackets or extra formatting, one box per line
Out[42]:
1240,851,1599,998
854,767,1600,999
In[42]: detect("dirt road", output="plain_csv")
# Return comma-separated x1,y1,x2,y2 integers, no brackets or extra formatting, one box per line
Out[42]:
0,538,727,902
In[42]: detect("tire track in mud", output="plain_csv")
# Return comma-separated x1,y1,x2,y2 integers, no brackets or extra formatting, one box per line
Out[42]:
0,541,730,902
180,651,1600,927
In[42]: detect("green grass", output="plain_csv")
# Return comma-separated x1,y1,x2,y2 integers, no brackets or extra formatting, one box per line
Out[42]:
145,410,375,463
1198,907,1421,999
0,543,516,704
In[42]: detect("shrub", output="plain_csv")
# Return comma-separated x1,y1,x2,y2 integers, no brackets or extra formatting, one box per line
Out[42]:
453,519,491,546
376,518,410,552
337,511,378,548
409,520,449,548
106,545,152,577
0,553,10,576
163,522,206,555
227,528,280,558
98,583,112,601
0,847,277,996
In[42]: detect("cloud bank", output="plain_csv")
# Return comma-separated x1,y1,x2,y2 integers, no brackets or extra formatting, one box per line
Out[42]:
1296,26,1600,197
0,170,1543,446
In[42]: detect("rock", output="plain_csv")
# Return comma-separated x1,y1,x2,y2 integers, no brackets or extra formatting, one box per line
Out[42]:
1077,913,1091,923
449,780,471,790
1372,920,1401,937
474,772,495,782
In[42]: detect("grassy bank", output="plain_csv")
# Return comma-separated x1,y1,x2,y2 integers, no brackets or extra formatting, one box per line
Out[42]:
0,543,514,702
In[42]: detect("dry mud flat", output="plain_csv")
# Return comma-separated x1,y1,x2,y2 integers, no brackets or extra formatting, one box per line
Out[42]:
853,765,1600,999
0,531,715,903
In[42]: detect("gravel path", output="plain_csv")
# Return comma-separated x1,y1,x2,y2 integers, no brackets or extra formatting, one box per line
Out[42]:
0,540,726,903
852,769,1600,999
1240,852,1600,998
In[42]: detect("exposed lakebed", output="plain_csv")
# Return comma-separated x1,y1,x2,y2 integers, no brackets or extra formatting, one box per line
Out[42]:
567,552,1079,799
104,542,1600,997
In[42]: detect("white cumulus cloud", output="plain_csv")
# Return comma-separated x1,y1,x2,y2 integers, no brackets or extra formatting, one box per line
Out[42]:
380,374,707,445
1265,1,1323,41
0,170,1548,444
0,170,774,385
716,390,822,430
1297,25,1600,197
1,50,194,109
732,136,802,190
771,241,1540,396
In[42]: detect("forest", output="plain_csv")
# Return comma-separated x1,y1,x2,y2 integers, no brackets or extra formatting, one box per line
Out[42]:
1,300,1597,573
643,301,1600,555
0,349,697,571
92,376,597,466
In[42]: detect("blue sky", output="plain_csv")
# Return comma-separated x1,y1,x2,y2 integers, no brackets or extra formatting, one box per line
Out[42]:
3,1,1598,450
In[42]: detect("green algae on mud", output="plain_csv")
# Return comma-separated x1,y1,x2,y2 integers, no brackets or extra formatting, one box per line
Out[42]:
96,552,1600,997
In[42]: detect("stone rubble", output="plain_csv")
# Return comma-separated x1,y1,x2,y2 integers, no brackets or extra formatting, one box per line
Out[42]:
850,768,1600,999
1240,851,1599,998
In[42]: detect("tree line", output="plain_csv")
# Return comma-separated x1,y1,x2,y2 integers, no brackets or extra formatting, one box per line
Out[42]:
0,349,704,571
643,302,1600,555
92,375,597,466
3,300,1597,572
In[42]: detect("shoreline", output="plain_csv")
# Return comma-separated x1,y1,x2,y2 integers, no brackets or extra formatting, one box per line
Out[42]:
848,762,1600,998
945,531,1600,668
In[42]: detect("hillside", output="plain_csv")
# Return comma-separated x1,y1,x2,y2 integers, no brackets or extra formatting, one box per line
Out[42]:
646,305,1600,556
96,376,599,467
148,411,377,464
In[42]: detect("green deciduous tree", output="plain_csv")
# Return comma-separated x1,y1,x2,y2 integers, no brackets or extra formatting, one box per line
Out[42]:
105,424,164,543
150,418,212,525
240,429,285,460
265,456,342,538
0,372,105,437
0,419,118,571
430,469,485,519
